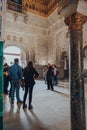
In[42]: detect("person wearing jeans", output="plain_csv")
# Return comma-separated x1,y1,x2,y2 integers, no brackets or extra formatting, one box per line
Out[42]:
9,58,23,104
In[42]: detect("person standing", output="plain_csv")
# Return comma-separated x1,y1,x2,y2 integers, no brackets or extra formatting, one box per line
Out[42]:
53,65,59,85
9,58,23,104
46,64,54,91
3,63,9,94
23,61,39,110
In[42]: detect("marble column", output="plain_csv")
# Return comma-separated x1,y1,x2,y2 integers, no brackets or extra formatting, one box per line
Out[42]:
65,12,87,130
0,41,4,130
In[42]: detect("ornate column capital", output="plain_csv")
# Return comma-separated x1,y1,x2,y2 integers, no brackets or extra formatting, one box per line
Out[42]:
65,12,87,31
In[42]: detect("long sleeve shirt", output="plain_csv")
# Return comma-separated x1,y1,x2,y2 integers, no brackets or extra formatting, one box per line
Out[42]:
9,63,23,81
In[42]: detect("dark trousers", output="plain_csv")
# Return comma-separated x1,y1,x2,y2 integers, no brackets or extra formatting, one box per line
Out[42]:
23,85,34,107
4,76,9,94
47,79,54,90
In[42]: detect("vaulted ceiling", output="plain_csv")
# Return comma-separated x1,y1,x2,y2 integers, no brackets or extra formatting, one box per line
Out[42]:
7,0,87,17
30,0,50,6
23,0,69,17
8,0,69,17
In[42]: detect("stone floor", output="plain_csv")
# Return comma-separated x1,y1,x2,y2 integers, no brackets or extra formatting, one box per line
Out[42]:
3,80,87,130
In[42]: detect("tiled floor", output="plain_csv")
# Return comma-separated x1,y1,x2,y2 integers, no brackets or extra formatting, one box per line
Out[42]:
3,80,87,130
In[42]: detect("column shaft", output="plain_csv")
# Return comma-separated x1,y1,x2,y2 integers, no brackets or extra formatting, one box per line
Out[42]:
70,29,86,130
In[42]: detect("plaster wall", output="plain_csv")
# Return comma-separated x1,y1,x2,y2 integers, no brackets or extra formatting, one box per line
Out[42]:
3,8,87,78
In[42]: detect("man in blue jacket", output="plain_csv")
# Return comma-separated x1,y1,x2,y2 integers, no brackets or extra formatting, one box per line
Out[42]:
9,58,23,104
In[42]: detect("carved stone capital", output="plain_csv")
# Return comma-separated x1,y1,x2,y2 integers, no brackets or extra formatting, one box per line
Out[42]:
65,12,87,31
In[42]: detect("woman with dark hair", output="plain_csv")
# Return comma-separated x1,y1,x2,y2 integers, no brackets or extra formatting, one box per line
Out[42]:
23,61,39,110
3,63,9,94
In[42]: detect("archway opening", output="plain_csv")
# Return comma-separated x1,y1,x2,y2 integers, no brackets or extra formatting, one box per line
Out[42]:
4,46,26,68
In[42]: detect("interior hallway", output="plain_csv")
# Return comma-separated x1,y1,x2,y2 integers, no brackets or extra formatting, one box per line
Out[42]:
3,80,87,130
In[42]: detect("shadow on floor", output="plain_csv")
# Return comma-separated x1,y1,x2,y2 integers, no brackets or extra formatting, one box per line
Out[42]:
53,90,69,97
23,109,58,130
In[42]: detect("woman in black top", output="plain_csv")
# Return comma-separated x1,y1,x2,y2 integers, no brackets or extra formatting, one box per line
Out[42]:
23,61,39,109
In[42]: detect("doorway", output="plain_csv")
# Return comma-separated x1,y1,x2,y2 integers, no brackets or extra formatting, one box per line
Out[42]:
4,46,26,68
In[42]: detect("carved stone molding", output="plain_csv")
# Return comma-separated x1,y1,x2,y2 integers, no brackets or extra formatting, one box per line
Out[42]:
13,36,17,41
24,14,28,24
13,13,18,21
19,37,23,42
7,35,11,40
65,12,87,31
